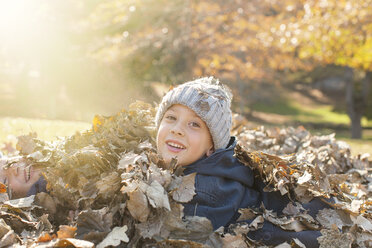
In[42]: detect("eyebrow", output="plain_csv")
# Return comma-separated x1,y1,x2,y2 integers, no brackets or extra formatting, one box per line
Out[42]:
166,109,176,114
168,107,200,118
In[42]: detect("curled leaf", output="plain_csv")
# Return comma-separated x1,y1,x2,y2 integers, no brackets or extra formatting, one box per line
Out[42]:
172,173,196,203
96,226,129,248
57,225,77,239
127,189,150,222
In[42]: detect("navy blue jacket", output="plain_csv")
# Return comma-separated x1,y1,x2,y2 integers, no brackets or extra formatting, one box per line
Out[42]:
27,176,47,197
183,137,330,248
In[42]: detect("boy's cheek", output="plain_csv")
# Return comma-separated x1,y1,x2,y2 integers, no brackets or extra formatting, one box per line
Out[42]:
155,141,166,161
156,129,167,153
0,170,6,182
155,129,162,149
8,180,28,196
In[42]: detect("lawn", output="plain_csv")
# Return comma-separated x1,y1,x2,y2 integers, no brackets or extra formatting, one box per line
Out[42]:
251,98,372,157
1,111,371,157
308,128,372,156
0,117,91,154
253,99,372,127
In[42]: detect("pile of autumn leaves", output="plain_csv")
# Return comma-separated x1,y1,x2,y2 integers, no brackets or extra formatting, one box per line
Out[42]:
0,102,371,248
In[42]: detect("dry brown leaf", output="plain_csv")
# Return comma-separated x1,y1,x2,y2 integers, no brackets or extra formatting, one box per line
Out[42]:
0,219,11,239
35,192,57,214
16,132,37,155
282,202,303,216
350,215,372,233
351,228,372,248
76,208,112,243
274,243,291,248
350,199,363,213
248,216,264,230
54,238,94,248
57,225,77,239
145,180,171,210
127,189,150,222
155,239,205,248
136,213,164,239
0,183,6,194
172,173,196,203
317,225,354,248
220,233,249,248
291,238,306,248
316,208,347,229
4,195,35,208
148,163,172,188
237,208,258,221
95,172,121,199
297,171,312,185
0,193,9,203
96,226,129,248
264,210,318,232
36,232,56,243
165,215,214,242
0,230,18,247
120,179,139,194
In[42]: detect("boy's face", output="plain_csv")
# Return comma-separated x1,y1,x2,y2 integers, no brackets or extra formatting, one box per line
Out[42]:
0,158,41,198
157,104,214,166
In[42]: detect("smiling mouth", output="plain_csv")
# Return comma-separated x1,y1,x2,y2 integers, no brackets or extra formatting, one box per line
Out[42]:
166,141,186,150
24,167,31,182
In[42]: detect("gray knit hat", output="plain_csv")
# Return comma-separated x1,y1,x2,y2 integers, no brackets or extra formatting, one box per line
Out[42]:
155,77,233,150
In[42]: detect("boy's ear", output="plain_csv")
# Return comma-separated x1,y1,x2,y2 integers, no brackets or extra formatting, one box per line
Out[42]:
206,146,214,157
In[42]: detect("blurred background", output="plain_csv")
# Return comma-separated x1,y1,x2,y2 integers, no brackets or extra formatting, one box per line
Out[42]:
0,0,371,154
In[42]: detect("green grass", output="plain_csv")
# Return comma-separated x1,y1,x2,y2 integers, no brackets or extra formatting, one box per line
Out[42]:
1,112,371,158
292,103,372,126
252,100,302,116
253,99,372,126
0,117,91,153
252,98,372,156
306,128,372,156
339,138,372,156
335,129,372,156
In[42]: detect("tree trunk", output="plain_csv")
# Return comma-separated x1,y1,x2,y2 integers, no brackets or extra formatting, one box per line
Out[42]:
345,68,371,139
350,109,363,139
344,67,362,139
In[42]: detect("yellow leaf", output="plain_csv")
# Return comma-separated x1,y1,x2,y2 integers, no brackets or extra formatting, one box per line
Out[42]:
92,115,104,132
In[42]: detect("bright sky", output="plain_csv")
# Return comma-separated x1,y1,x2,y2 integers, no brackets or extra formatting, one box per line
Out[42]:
0,0,33,40
0,0,50,60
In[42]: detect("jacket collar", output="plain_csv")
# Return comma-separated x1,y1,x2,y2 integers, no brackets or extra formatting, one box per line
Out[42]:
183,136,254,187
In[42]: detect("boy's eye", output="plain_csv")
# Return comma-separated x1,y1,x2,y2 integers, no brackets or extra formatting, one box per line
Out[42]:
165,115,176,121
190,122,201,128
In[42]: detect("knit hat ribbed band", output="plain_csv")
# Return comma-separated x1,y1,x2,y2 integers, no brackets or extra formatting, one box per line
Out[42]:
155,77,233,150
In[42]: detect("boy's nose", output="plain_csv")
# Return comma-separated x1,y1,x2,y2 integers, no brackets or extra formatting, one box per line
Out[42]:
170,124,184,136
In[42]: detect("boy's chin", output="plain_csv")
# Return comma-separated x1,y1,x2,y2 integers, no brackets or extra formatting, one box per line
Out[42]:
163,156,178,165
162,156,187,168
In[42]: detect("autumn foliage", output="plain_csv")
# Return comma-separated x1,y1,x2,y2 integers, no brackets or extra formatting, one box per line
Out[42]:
0,101,371,247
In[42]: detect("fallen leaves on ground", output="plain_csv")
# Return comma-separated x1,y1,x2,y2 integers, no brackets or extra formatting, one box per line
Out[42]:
0,103,371,247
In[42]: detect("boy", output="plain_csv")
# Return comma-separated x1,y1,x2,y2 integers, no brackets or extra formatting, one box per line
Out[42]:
0,155,46,199
155,77,330,247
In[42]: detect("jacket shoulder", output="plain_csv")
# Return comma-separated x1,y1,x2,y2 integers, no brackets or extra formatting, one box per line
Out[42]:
193,174,246,207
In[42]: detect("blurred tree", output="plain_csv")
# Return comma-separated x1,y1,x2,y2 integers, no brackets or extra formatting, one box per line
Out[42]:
5,0,368,135
264,0,372,138
85,0,307,112
82,0,195,85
